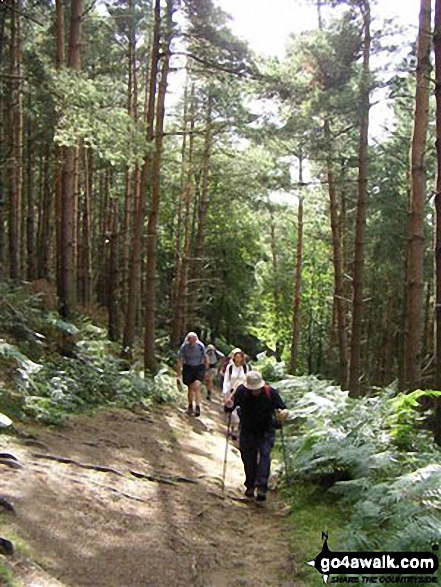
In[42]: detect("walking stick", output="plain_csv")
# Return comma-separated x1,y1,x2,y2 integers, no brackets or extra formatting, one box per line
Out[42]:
221,412,232,496
280,422,291,485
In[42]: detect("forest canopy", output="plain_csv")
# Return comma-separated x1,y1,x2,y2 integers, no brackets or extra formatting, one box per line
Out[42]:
0,0,440,440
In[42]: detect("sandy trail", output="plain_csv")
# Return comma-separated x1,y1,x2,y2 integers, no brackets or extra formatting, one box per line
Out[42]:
0,395,298,587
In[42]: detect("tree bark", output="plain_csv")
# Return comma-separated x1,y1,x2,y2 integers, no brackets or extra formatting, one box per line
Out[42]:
54,0,64,295
171,81,195,348
26,106,36,280
36,151,52,279
78,148,92,306
9,0,23,281
108,193,119,341
121,1,138,317
403,0,432,392
268,198,283,360
0,2,6,280
144,0,174,373
122,0,161,357
59,0,82,317
348,0,371,397
187,95,213,328
433,0,441,443
289,155,304,374
325,120,349,389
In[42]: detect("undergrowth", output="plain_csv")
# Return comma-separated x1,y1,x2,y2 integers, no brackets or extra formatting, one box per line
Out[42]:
260,360,441,581
0,563,17,587
0,283,182,425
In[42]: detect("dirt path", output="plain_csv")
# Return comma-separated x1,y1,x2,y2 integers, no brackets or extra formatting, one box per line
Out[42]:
0,395,298,587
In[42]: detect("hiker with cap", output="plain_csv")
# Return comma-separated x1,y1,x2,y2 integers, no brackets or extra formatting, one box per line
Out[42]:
205,344,224,401
224,370,288,502
177,332,208,417
222,348,251,440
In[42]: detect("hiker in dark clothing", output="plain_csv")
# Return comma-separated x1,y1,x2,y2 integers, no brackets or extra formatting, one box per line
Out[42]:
224,370,288,502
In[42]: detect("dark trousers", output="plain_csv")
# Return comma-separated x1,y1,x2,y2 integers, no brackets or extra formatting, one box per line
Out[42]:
239,430,275,493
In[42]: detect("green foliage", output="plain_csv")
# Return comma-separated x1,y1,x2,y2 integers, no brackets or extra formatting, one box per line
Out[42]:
254,353,287,382
0,562,17,587
387,390,441,450
279,376,441,553
52,70,149,166
0,286,182,425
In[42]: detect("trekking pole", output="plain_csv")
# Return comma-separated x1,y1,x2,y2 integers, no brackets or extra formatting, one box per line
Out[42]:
279,422,291,485
221,412,232,496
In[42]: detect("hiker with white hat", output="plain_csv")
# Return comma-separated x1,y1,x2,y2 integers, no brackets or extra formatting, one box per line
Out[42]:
222,348,251,440
224,370,288,503
204,344,224,401
176,332,208,417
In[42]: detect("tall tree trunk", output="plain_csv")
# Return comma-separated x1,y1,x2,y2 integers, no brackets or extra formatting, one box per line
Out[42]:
84,148,92,306
187,96,213,327
121,2,137,316
59,0,82,317
0,1,7,279
433,0,441,444
54,0,64,294
325,120,349,389
348,0,371,397
403,0,432,391
108,194,119,341
144,0,174,373
9,0,23,281
96,169,111,306
289,155,304,374
26,110,36,280
171,81,195,348
268,199,283,360
37,152,52,279
73,142,81,289
422,281,432,364
122,0,160,357
78,148,92,306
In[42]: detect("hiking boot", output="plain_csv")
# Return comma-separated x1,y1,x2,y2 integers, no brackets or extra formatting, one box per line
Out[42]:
194,405,201,417
245,488,255,498
185,406,193,416
256,492,267,503
206,392,212,401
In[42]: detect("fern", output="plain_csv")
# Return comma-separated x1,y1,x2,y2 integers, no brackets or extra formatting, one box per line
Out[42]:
275,373,441,556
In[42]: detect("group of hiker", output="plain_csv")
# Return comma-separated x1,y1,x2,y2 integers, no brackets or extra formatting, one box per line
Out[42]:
176,332,289,503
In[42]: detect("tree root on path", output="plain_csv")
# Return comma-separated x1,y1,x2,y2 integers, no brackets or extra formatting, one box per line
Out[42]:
31,453,124,476
0,538,14,555
85,479,149,504
0,496,15,514
31,453,200,486
0,457,23,469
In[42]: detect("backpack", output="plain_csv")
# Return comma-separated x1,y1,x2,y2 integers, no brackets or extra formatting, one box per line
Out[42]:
263,384,272,400
263,384,283,429
228,362,251,378
220,356,231,375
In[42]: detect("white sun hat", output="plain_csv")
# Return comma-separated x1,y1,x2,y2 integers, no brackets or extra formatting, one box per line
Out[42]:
244,371,264,391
